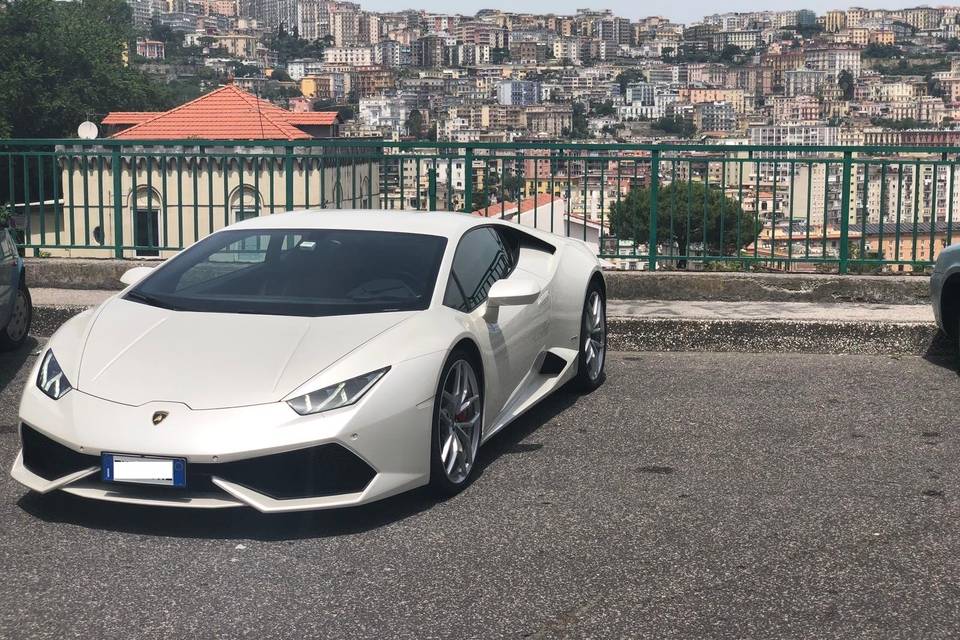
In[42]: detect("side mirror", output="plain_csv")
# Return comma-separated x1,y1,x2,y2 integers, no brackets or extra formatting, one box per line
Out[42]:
120,266,154,287
484,277,541,323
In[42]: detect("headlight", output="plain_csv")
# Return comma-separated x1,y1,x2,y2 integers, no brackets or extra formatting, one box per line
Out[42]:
37,350,72,400
286,367,390,416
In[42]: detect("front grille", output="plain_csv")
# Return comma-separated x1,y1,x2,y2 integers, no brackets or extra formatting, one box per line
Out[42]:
21,423,375,501
191,444,376,500
20,424,98,480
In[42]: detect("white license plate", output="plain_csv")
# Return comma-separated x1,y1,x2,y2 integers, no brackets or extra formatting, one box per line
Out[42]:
101,454,186,487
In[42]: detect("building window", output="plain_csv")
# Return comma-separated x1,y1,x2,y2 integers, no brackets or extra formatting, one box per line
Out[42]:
230,187,261,223
130,186,163,257
134,209,160,257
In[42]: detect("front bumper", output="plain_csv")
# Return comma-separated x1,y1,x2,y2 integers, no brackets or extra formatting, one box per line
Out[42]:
11,352,443,512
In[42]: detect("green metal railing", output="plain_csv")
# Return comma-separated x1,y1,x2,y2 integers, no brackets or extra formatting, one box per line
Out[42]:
2,138,958,273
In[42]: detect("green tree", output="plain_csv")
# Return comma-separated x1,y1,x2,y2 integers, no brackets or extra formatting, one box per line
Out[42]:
926,73,946,98
490,47,510,64
313,98,355,121
405,109,425,138
651,115,696,138
590,99,616,117
615,68,644,94
863,43,903,59
837,70,855,101
0,0,175,138
608,181,758,259
565,102,589,139
718,44,744,62
266,25,327,65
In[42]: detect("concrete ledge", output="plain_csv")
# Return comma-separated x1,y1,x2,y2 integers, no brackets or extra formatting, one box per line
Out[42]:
25,258,155,291
26,259,933,305
606,271,930,305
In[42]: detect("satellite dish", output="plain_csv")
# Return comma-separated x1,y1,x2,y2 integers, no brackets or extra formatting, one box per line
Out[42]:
77,121,99,140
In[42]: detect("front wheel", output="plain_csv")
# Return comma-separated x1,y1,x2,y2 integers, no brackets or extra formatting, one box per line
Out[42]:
429,349,483,497
0,281,32,352
571,283,606,392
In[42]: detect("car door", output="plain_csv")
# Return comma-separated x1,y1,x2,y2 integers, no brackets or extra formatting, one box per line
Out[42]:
0,229,16,328
443,227,550,425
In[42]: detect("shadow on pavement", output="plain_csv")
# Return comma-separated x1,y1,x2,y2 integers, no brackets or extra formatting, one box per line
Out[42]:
16,385,583,540
0,336,40,395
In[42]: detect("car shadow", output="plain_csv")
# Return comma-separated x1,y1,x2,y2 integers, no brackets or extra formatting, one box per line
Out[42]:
923,332,957,373
16,386,584,541
0,336,40,394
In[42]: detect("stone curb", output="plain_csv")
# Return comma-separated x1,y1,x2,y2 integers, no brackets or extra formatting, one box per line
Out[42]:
32,305,951,357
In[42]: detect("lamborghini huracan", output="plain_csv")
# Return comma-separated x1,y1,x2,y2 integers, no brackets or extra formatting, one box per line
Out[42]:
11,211,606,512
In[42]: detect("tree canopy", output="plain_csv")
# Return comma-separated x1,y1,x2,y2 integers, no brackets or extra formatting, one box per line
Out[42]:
266,26,329,65
608,181,758,258
0,0,177,138
651,115,697,138
837,70,855,101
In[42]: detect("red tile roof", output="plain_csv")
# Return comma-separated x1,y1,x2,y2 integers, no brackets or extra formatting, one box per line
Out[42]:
473,194,560,218
101,112,157,125
286,112,341,125
107,85,340,141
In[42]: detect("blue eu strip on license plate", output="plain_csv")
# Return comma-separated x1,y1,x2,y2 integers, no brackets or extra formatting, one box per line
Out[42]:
101,454,187,488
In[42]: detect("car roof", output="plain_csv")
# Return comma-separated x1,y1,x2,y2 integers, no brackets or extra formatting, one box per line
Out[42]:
226,209,493,238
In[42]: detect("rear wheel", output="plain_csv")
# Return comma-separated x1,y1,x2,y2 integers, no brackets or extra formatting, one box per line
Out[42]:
572,283,606,392
429,350,483,497
0,281,31,352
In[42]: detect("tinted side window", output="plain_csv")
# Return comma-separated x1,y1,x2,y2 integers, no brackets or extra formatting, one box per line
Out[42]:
444,228,514,312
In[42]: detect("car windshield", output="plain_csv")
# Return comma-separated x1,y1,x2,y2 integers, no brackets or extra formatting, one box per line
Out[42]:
127,228,448,317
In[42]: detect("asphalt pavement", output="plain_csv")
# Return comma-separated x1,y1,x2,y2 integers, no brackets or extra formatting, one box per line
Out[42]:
1,344,959,639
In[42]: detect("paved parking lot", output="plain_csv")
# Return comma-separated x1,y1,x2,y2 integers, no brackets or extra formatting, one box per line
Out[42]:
2,343,960,639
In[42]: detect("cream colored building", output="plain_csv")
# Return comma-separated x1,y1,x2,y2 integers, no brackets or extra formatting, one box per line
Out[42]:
29,149,379,259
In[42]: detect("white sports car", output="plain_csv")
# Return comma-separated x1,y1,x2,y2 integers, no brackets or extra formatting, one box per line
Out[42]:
11,211,606,512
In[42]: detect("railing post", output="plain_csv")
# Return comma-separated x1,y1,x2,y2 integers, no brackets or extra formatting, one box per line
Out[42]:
839,150,852,275
648,148,660,271
463,146,474,213
427,165,438,211
284,145,295,212
111,148,123,259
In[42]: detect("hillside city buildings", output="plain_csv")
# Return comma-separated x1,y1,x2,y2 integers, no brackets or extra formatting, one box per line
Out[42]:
112,4,960,268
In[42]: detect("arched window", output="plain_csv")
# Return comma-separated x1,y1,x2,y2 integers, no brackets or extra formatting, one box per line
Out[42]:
129,186,163,257
230,186,262,223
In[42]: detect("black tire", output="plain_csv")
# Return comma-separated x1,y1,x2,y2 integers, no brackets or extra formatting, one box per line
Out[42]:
429,348,483,498
0,281,31,352
571,281,606,392
955,315,960,373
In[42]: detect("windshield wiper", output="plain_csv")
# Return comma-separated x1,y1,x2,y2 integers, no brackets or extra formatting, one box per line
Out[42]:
348,294,420,303
125,290,183,311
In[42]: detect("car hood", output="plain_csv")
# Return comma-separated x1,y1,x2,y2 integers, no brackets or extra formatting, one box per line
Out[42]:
76,298,415,409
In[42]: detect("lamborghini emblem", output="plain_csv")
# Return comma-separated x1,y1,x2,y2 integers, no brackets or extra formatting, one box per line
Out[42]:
152,411,169,426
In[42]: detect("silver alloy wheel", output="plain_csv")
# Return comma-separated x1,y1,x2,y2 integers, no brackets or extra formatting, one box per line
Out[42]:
437,359,482,484
583,290,605,381
5,289,28,342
